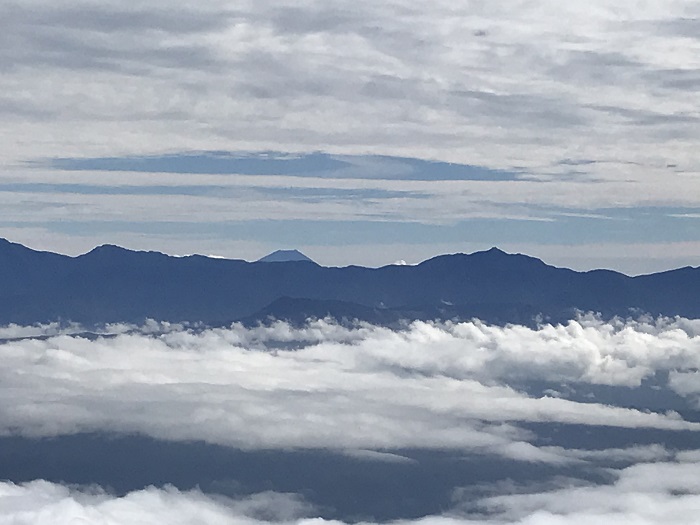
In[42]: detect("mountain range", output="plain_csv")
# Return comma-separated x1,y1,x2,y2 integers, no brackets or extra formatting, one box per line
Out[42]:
0,238,698,327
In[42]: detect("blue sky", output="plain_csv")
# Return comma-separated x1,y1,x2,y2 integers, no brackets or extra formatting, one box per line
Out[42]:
1,1,700,273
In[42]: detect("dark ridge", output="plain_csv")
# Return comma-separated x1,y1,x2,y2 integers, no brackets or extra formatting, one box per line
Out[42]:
0,238,698,326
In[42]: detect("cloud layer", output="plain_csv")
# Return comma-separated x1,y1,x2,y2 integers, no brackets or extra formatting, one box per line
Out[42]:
1,317,699,458
4,455,700,525
3,0,699,172
3,316,700,522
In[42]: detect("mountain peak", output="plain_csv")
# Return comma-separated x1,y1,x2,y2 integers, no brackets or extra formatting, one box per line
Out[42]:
480,246,507,256
257,249,315,263
84,244,132,256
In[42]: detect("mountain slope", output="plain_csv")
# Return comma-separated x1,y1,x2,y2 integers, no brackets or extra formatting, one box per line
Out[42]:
0,239,697,325
257,249,315,263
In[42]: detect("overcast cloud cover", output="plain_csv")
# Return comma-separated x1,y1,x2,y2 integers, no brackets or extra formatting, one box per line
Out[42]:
1,0,700,270
2,317,700,523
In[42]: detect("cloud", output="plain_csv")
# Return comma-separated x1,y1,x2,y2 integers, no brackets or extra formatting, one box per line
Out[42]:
1,0,698,176
2,0,700,270
0,482,312,525
0,321,696,522
669,370,700,403
4,457,700,524
0,317,698,458
460,458,700,525
0,322,81,340
548,444,674,464
340,449,418,464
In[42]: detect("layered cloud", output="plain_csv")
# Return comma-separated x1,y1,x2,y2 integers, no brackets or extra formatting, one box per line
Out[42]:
2,0,700,269
2,0,699,172
4,455,700,524
3,317,700,522
1,317,699,457
451,455,700,525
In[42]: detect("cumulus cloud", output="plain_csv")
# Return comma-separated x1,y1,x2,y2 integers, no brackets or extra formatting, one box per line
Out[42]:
0,322,81,340
0,317,698,459
669,370,700,403
1,317,700,524
0,482,311,525
4,457,700,525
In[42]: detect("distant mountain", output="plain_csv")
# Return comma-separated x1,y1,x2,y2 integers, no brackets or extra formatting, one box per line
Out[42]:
257,249,315,263
0,238,698,326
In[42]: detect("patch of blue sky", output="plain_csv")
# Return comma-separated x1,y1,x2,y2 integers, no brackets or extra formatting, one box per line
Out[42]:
40,151,522,182
44,151,349,175
21,208,700,248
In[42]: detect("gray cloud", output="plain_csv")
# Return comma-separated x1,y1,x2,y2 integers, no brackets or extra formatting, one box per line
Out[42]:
0,3,231,73
1,0,698,172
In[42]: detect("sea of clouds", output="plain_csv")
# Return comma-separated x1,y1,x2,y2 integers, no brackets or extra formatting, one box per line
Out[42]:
3,455,700,524
2,315,700,523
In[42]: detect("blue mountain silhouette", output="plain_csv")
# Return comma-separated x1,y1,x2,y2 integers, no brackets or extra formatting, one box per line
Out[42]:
0,238,698,326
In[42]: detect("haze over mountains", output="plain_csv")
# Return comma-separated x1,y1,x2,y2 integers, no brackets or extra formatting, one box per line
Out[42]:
1,237,698,327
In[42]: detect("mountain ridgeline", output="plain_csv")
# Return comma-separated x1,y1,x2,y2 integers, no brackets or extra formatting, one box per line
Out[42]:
0,238,698,326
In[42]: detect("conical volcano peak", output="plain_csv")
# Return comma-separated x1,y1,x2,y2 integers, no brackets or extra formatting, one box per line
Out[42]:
257,249,315,263
88,244,128,254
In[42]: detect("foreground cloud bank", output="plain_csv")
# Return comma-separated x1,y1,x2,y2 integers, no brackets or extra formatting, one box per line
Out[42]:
5,454,700,525
1,316,700,459
4,316,700,523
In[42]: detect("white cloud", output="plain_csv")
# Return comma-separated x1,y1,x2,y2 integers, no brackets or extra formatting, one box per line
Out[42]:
550,444,674,464
340,449,417,464
0,322,81,340
0,318,698,458
463,459,700,525
669,370,700,402
4,457,700,525
0,482,311,525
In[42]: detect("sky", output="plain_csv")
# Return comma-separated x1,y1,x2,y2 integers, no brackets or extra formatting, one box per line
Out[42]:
2,1,700,272
4,4,700,521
